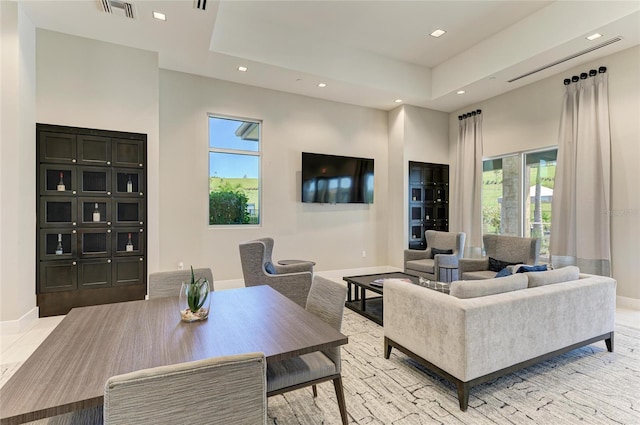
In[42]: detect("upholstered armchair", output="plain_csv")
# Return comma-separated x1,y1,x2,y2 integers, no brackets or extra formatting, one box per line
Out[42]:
458,234,540,280
404,230,466,282
239,237,313,307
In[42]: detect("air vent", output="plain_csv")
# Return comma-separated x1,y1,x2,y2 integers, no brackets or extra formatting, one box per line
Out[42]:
100,0,135,19
508,36,622,83
194,0,207,11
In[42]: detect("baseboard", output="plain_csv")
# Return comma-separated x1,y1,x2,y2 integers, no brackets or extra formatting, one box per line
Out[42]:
617,296,640,310
0,307,39,335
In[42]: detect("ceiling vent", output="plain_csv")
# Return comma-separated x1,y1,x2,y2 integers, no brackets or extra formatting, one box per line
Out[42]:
100,0,136,19
508,36,622,83
194,0,207,11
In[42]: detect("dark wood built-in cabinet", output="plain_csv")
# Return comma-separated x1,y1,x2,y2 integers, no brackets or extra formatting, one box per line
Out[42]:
36,124,147,316
408,161,449,249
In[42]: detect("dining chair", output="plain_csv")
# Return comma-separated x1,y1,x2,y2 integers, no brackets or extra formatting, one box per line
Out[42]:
104,352,267,425
239,237,313,307
266,276,349,425
148,267,214,299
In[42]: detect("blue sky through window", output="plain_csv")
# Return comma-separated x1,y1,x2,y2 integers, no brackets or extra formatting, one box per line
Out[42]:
209,116,259,179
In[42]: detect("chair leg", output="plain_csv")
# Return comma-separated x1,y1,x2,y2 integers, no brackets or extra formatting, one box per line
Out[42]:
332,376,348,425
312,384,318,398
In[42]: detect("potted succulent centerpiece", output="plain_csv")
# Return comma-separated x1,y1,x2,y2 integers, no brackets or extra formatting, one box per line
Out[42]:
179,266,211,322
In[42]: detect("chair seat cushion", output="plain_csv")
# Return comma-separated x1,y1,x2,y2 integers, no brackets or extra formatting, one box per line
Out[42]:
405,259,435,274
461,270,497,280
267,351,337,392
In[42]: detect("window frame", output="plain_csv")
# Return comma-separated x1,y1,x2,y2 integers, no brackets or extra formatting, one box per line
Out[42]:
207,113,262,227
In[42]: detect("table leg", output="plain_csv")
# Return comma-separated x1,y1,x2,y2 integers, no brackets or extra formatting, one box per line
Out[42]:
360,287,366,312
347,282,353,302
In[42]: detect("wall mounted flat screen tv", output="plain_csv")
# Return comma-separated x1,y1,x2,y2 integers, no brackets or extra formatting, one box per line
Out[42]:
301,152,374,204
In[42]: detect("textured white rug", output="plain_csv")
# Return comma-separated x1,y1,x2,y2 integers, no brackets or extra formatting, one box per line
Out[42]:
3,310,639,425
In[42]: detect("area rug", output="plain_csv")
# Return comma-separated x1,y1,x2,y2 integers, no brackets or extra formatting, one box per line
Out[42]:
3,311,639,424
268,310,640,425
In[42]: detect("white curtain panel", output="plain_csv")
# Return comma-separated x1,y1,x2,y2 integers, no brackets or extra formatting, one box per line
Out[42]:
551,72,611,276
452,112,483,253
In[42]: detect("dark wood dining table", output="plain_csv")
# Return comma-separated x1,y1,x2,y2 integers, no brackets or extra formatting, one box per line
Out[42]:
0,285,348,425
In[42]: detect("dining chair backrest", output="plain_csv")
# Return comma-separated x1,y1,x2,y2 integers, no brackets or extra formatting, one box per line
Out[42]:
104,352,267,425
148,268,214,299
305,276,348,369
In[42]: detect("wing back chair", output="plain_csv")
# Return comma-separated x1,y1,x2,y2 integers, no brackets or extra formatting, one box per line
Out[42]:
404,230,466,282
458,234,540,280
239,237,313,307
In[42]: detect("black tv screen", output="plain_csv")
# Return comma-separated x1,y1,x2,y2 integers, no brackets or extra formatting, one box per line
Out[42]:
301,152,374,204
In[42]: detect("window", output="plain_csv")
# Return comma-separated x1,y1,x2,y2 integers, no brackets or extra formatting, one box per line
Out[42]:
208,115,261,225
482,148,557,261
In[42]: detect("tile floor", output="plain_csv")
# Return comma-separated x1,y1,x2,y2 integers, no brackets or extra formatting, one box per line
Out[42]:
2,266,638,369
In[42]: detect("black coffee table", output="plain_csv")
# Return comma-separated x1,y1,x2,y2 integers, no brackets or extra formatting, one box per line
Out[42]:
342,272,420,325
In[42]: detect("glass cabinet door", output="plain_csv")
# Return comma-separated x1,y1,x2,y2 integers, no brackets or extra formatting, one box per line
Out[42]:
113,199,144,226
78,228,112,258
113,169,144,197
79,199,112,227
40,165,77,196
40,229,77,259
79,166,111,196
40,197,77,228
113,228,144,256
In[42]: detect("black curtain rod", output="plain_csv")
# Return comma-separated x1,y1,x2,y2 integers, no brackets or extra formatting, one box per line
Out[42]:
563,66,607,85
458,109,481,120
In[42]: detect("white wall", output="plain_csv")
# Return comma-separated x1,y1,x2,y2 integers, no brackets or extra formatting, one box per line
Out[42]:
159,70,389,280
0,3,37,324
387,105,450,268
36,30,161,293
449,46,640,301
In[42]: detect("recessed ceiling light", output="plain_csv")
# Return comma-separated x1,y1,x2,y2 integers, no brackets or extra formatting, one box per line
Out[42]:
318,83,327,88
152,11,166,21
394,99,403,103
430,29,446,38
586,33,603,41
456,90,466,95
238,66,248,72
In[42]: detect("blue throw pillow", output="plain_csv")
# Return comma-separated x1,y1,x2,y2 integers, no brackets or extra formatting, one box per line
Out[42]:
264,261,277,274
495,267,513,278
516,264,548,273
488,257,519,272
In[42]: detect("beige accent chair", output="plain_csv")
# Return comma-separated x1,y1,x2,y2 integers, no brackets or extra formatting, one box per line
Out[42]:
266,276,349,425
148,268,214,299
104,352,267,425
404,230,466,281
458,234,540,280
239,237,313,307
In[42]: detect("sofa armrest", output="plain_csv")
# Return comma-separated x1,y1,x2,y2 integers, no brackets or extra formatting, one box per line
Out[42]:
404,249,432,262
384,279,467,381
458,258,489,274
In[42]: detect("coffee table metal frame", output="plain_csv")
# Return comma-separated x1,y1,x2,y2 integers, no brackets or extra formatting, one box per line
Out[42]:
342,272,420,325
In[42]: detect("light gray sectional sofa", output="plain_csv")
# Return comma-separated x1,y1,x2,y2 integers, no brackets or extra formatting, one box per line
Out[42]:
383,266,616,410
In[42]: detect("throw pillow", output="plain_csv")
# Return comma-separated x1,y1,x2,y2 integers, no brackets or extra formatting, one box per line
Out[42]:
488,257,519,272
431,248,454,256
264,261,277,274
450,274,528,299
515,264,548,273
495,267,513,278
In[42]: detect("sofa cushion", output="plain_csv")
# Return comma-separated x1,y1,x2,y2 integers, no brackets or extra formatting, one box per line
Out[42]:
406,258,435,274
526,266,580,288
450,274,528,299
431,248,453,256
488,257,519,272
460,270,497,280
